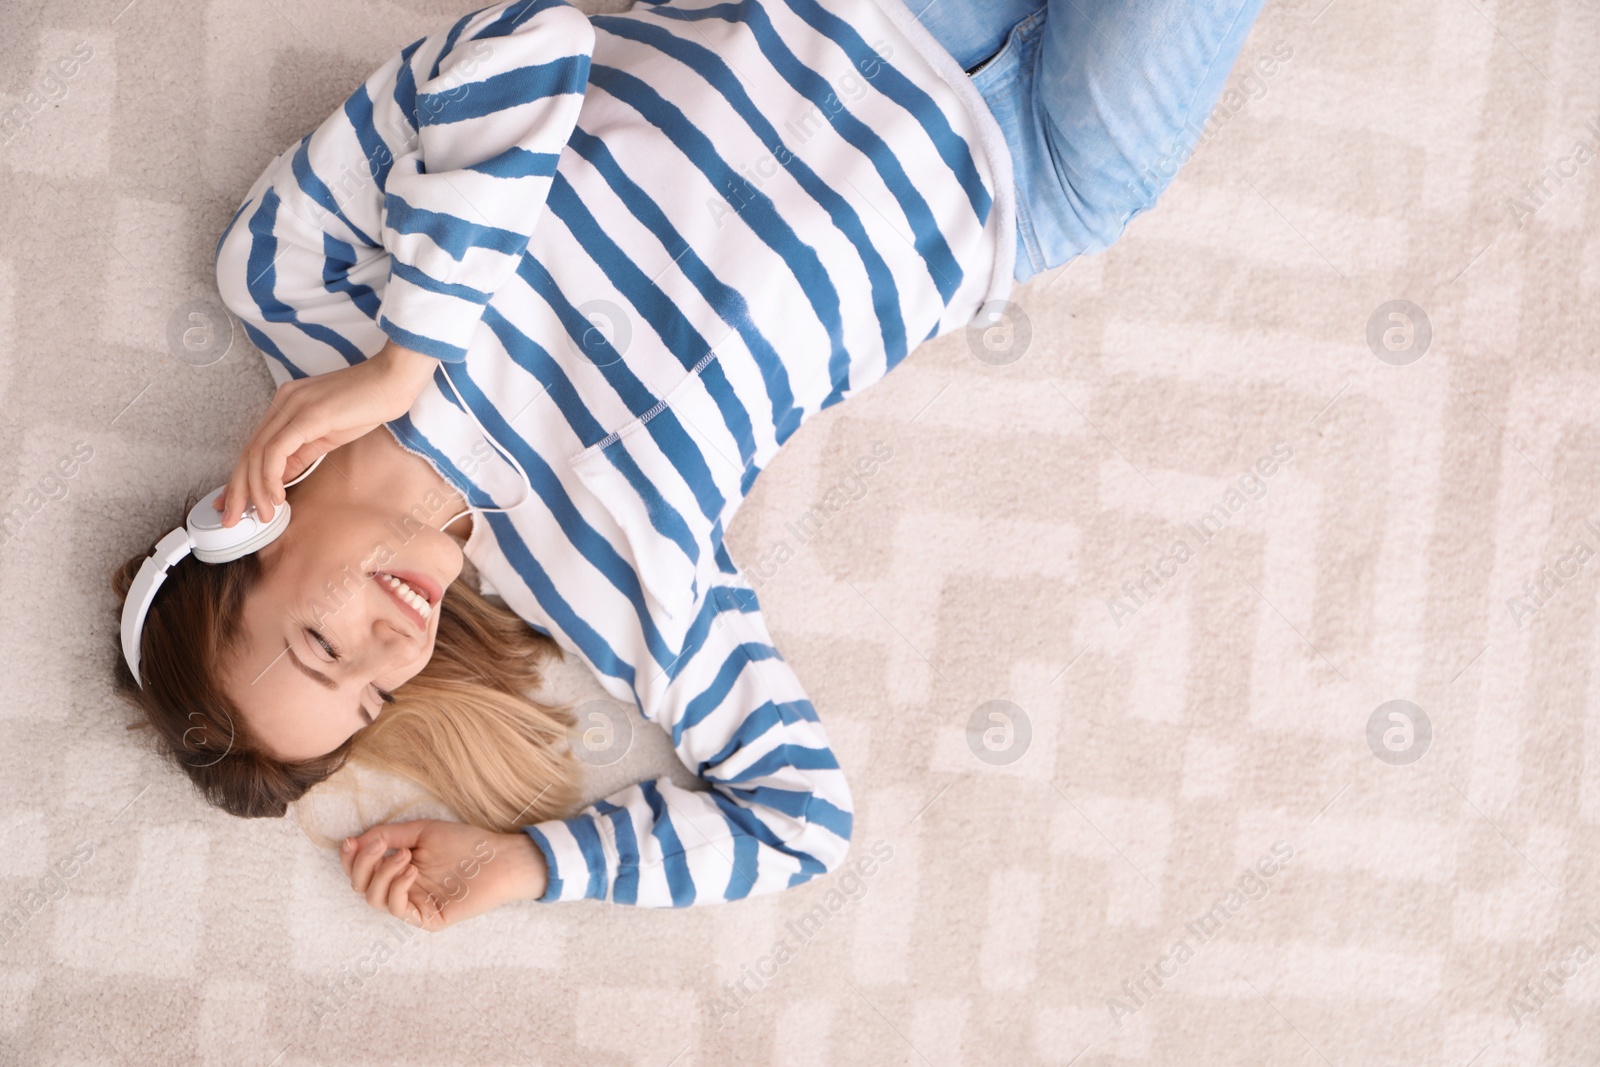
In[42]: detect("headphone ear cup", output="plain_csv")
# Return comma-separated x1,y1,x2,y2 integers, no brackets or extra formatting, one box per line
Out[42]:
186,485,293,564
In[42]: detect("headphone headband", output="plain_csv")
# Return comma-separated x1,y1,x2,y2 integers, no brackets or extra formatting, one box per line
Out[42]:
120,455,324,688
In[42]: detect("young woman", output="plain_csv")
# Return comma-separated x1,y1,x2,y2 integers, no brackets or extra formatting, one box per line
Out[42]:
114,0,1266,928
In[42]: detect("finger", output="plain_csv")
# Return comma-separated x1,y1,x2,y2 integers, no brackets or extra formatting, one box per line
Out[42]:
227,443,257,526
258,408,322,514
283,441,325,486
229,456,259,528
387,865,420,920
339,836,357,881
258,423,316,510
363,849,404,909
236,387,301,524
365,847,411,910
349,834,392,894
348,822,427,892
357,820,426,849
247,435,275,525
224,404,289,526
218,456,246,528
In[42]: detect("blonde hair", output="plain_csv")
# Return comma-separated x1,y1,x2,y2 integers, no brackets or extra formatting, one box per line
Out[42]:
298,560,586,844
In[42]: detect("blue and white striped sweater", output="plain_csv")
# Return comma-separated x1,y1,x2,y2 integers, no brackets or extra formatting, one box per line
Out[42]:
214,0,1014,906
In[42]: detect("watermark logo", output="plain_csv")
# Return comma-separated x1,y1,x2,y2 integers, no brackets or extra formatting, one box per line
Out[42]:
1366,699,1430,766
1106,841,1295,1028
966,299,1031,366
747,440,894,588
1106,441,1294,628
708,839,894,1029
1125,40,1294,207
167,298,234,367
1507,921,1600,1029
1505,520,1600,629
565,298,630,368
0,440,94,550
708,39,896,229
1366,300,1431,366
307,835,497,1025
0,839,95,949
966,699,1031,766
1502,117,1600,228
0,41,95,149
299,40,496,231
569,698,635,768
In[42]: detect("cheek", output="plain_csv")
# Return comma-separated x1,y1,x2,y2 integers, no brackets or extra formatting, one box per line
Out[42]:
295,506,391,578
404,624,440,679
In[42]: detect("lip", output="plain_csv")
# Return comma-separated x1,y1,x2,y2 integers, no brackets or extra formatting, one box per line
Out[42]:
381,568,443,608
371,569,440,632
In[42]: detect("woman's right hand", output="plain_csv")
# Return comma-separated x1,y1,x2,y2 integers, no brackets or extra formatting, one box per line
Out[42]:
214,340,440,527
339,819,550,931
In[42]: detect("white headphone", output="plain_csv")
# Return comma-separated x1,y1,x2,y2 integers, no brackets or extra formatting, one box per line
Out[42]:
120,366,536,688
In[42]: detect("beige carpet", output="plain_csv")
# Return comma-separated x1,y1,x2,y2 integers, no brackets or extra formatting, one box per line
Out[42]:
4,0,1600,1062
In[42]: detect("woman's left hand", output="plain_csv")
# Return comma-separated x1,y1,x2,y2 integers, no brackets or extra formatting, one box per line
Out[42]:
340,819,550,931
214,341,441,528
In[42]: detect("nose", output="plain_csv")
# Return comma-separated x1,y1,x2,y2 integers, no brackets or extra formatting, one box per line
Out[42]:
359,601,431,674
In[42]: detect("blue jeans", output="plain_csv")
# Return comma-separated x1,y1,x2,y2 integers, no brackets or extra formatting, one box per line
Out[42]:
913,0,1270,283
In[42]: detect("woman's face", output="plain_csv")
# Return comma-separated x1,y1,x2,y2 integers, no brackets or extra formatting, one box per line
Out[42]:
221,469,468,761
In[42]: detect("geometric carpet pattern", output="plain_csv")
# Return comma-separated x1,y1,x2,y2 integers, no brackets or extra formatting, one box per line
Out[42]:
2,0,1598,1062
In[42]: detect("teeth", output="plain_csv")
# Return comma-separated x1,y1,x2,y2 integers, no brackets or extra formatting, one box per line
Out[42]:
379,573,432,620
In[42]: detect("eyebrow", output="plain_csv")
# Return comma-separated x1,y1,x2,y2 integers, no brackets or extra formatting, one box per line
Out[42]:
284,643,338,691
284,638,374,726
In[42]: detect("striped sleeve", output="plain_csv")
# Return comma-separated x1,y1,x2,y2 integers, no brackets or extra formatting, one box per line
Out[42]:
522,577,855,907
213,0,593,375
378,0,594,362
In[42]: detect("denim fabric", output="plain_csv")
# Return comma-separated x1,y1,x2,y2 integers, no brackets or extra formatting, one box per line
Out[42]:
911,0,1270,283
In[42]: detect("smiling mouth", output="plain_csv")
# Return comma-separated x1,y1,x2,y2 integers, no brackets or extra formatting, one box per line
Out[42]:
373,571,433,629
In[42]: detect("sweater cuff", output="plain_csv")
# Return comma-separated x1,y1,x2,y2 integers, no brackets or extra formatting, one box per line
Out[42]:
375,259,493,363
523,816,611,903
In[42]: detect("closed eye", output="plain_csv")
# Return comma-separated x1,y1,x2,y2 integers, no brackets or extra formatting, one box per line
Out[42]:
362,686,398,727
300,627,388,728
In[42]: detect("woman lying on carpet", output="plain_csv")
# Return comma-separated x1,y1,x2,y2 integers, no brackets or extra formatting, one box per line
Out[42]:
112,0,1266,927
